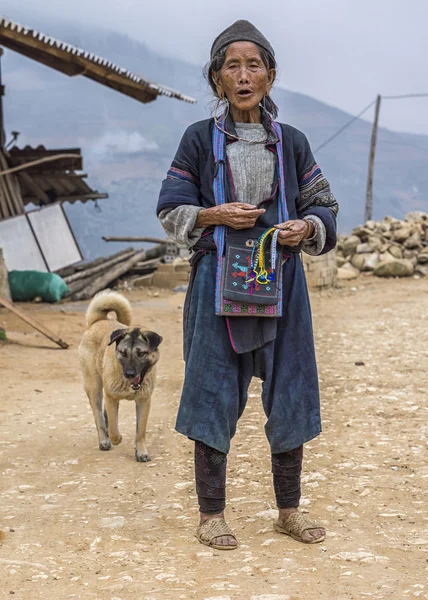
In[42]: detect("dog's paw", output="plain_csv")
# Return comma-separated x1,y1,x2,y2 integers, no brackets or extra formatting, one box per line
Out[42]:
135,451,151,463
110,434,122,446
99,439,112,451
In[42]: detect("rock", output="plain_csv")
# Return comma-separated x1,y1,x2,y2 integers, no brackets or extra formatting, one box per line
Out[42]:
403,250,419,263
391,222,413,243
388,245,403,259
405,211,428,222
365,220,377,230
352,226,372,242
342,235,360,257
415,264,428,277
336,256,347,268
378,251,396,264
172,284,188,293
404,233,422,250
417,247,428,264
337,263,359,280
351,253,379,272
251,596,291,600
255,509,279,520
374,259,414,278
350,254,366,271
356,237,382,254
330,551,389,564
364,252,380,271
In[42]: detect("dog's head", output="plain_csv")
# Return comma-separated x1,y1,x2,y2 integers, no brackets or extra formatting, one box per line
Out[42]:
108,327,162,390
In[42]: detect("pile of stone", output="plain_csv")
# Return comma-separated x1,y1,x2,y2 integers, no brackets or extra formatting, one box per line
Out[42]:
336,211,428,280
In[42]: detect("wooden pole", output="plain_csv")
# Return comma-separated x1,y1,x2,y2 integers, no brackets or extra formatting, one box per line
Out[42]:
364,94,382,223
102,236,168,244
69,245,166,301
55,248,134,278
0,48,4,150
69,250,148,301
0,295,69,349
63,249,135,284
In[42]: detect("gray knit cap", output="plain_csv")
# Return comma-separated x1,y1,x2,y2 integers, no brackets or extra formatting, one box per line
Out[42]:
210,20,275,61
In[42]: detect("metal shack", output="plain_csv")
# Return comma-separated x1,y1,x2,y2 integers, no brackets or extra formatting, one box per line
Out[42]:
0,17,195,273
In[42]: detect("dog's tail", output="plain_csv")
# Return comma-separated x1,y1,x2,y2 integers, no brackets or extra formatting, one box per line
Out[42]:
85,290,132,329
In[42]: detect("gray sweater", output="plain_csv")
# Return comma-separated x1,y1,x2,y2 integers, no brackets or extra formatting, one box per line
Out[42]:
159,123,325,254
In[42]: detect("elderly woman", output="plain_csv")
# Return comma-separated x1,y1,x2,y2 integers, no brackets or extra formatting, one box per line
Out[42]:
157,20,338,550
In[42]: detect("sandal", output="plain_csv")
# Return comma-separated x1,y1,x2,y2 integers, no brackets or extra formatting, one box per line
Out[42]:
196,518,238,551
274,512,326,544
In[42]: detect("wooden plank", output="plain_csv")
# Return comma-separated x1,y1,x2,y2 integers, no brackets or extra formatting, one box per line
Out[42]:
64,249,136,284
102,236,168,244
56,248,134,278
69,249,148,301
0,295,69,349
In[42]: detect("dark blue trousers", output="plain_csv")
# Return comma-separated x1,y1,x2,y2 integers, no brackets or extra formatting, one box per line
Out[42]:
177,253,321,454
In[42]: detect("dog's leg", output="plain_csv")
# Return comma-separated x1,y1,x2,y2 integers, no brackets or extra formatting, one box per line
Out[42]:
104,396,122,446
135,399,151,462
84,377,111,451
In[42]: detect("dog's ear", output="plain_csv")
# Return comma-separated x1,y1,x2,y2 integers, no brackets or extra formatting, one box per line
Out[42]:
108,329,128,346
143,331,163,351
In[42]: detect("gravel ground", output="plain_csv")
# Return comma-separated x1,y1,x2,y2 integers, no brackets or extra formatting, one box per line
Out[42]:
1,278,427,600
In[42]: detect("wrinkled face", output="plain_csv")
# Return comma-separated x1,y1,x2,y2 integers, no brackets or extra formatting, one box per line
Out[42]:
108,328,163,390
213,42,275,113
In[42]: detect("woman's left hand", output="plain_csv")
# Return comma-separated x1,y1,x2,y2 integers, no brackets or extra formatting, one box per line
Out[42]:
275,219,314,246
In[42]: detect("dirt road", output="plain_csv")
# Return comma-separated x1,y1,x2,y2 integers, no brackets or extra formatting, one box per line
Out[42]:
1,278,427,600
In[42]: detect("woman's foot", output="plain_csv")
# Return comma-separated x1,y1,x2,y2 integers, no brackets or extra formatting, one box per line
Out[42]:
197,512,237,549
276,507,326,544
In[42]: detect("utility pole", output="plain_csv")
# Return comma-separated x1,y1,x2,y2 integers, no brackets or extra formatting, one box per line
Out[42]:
364,94,382,222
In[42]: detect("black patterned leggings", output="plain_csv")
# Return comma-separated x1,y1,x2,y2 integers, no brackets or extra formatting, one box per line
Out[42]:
195,440,303,514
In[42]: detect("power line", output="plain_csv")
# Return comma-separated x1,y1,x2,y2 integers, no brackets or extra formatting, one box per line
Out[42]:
383,93,428,100
314,99,376,153
315,93,428,153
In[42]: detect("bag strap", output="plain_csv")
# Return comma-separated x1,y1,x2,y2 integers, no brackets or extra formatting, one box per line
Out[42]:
271,122,289,224
212,118,288,281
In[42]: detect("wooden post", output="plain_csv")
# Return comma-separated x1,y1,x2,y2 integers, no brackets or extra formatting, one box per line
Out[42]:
0,295,69,349
0,48,4,150
102,236,168,244
364,94,382,223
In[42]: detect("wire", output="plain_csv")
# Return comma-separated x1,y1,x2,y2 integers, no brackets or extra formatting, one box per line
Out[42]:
383,93,428,100
314,93,428,154
314,99,377,153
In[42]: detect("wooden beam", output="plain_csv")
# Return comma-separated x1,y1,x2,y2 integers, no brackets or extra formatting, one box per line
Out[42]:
0,295,69,349
102,236,168,244
64,249,136,284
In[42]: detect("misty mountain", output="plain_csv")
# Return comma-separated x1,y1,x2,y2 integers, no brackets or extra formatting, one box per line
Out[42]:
2,14,428,259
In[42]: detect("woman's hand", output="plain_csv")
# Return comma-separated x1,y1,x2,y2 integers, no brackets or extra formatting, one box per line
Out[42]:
196,203,266,230
275,219,314,246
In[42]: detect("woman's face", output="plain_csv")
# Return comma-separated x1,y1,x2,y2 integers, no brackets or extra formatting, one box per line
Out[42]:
213,42,275,113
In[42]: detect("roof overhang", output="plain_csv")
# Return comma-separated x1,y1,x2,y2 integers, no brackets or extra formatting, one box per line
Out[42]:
0,17,196,104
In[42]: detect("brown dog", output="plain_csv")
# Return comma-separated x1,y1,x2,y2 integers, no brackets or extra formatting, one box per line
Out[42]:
78,290,162,462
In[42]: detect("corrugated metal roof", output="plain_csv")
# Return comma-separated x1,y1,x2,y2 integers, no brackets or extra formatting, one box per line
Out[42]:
8,145,108,207
0,16,196,104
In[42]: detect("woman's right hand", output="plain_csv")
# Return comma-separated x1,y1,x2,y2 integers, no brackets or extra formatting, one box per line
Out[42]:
196,203,266,230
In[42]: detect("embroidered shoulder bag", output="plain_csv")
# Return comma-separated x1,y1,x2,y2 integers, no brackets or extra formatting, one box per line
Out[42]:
212,119,289,317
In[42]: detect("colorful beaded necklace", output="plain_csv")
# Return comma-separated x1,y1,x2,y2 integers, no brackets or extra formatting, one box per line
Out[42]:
246,227,280,287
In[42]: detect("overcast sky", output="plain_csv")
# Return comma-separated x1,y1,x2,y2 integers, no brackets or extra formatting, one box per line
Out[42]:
4,0,428,135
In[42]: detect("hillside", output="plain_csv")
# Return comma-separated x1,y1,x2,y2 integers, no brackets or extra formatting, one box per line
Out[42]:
2,14,428,259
